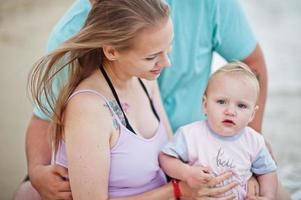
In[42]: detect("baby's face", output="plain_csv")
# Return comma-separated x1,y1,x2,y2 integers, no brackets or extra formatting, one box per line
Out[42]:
203,73,258,136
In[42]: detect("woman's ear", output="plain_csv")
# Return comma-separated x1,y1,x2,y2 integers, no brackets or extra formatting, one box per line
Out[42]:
103,45,119,61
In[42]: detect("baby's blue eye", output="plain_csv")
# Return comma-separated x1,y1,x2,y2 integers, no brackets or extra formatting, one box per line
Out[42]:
238,103,247,109
216,99,225,104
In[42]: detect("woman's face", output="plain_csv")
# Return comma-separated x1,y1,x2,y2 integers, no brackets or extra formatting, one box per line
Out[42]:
113,18,174,80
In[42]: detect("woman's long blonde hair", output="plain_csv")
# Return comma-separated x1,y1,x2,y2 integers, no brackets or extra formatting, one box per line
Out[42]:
29,0,170,151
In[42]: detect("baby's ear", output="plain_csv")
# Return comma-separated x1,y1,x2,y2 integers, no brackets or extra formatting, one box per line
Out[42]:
249,105,259,123
254,105,259,111
202,96,208,114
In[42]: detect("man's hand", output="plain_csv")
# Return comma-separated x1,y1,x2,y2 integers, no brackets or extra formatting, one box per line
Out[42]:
30,164,72,200
247,175,260,198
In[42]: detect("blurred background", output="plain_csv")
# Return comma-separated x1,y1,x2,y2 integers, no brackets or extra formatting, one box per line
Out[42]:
0,0,300,199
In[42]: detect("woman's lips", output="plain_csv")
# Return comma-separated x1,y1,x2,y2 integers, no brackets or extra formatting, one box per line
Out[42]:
150,69,162,75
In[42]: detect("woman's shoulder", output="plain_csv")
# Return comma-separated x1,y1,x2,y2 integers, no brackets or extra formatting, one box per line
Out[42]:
65,88,111,118
63,88,115,138
65,72,113,121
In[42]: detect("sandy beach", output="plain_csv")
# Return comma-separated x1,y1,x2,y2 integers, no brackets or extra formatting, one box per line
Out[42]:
0,1,300,199
0,1,73,199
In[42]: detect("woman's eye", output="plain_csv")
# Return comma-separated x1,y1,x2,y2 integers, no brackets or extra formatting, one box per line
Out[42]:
238,103,247,109
216,100,225,104
145,56,156,61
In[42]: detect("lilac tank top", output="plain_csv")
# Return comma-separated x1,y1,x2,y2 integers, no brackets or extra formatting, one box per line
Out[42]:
54,89,168,197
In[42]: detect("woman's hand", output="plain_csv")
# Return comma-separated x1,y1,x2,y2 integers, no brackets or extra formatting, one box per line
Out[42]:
180,171,238,200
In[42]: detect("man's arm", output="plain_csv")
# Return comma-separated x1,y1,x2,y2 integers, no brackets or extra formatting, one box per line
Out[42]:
26,115,51,171
26,115,71,200
242,44,267,133
242,44,278,160
257,172,278,200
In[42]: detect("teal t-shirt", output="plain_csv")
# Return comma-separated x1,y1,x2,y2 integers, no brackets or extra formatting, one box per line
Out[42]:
158,0,256,131
33,0,91,119
34,0,256,131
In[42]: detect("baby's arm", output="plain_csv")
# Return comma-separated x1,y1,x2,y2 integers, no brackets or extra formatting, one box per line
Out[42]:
159,152,189,181
159,128,212,188
159,153,212,188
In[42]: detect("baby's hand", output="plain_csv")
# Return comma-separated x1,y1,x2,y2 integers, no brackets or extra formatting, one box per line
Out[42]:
184,165,213,188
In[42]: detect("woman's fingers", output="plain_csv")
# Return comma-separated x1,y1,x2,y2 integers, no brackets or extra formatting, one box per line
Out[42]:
215,193,236,200
223,194,236,200
191,171,238,199
202,181,237,196
197,171,237,198
207,172,232,187
197,193,236,200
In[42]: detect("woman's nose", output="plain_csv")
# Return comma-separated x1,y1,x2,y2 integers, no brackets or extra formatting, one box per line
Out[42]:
157,53,171,68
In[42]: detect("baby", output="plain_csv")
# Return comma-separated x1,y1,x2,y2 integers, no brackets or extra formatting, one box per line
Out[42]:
160,62,277,200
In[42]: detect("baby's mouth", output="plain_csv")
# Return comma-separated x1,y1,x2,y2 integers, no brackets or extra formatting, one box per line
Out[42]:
222,119,235,125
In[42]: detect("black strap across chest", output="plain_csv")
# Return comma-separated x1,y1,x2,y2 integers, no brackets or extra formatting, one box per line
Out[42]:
99,65,160,134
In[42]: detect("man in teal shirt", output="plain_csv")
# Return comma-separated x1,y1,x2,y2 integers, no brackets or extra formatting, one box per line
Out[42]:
14,0,289,199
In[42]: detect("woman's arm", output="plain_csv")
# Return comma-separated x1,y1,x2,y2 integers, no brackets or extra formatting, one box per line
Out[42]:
111,178,237,200
243,44,267,133
64,93,112,199
112,182,174,200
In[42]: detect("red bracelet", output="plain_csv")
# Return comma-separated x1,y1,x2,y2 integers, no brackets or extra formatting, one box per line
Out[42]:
171,179,181,199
